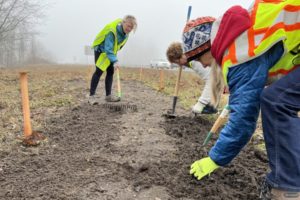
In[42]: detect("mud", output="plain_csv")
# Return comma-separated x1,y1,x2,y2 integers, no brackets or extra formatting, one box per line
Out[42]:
0,80,268,200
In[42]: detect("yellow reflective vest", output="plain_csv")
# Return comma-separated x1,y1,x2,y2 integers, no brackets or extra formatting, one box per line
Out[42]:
221,0,300,84
92,19,128,71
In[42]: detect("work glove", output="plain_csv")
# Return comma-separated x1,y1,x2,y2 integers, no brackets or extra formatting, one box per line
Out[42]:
192,102,205,114
190,157,219,180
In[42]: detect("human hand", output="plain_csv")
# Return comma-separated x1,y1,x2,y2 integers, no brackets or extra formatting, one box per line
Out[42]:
114,62,120,69
192,102,205,114
190,157,219,180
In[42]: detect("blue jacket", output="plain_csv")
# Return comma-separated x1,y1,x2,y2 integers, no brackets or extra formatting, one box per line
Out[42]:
94,24,127,63
209,42,284,166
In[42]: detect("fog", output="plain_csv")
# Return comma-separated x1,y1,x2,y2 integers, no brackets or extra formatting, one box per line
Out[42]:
38,0,251,66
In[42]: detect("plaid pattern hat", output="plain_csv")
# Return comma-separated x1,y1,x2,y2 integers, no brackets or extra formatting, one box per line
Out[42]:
182,16,216,62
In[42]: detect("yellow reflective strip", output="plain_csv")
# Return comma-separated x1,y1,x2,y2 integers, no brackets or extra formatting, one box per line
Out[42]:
269,50,298,74
222,60,232,85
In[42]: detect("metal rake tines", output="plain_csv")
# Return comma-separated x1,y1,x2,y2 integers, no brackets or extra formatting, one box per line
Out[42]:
103,103,138,112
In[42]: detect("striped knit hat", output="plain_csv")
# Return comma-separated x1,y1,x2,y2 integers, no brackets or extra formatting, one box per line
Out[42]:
182,16,216,62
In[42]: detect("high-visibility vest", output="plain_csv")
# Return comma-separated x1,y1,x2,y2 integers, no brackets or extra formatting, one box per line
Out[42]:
221,0,300,84
92,19,128,71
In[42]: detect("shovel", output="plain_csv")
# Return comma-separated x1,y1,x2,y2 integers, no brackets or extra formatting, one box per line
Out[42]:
165,6,192,118
165,66,183,118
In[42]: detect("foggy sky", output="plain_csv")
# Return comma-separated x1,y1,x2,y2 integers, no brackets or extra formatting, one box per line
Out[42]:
38,0,251,66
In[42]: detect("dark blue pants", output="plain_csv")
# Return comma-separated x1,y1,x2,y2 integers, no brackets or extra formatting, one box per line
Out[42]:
90,51,114,96
261,67,300,192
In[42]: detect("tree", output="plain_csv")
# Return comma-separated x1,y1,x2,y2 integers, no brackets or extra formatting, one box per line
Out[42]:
0,0,48,66
0,0,43,41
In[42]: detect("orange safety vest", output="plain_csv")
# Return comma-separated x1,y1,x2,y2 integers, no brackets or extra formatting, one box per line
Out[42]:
221,0,300,84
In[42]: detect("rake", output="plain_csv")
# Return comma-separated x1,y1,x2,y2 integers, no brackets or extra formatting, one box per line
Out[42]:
103,103,137,112
103,67,138,112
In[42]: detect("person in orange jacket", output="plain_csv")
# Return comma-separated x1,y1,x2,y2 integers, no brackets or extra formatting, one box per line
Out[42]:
179,1,300,199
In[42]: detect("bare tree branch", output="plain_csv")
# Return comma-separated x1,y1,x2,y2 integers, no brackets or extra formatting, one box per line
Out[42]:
0,0,45,41
0,0,49,66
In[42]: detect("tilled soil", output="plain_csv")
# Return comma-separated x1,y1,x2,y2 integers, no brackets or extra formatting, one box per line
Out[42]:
0,80,268,200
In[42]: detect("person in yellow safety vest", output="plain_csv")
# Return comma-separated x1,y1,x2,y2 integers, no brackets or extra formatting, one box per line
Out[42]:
88,15,137,105
180,0,300,199
166,42,218,115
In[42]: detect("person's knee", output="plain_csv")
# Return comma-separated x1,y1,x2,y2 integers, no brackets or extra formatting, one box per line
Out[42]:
94,67,102,76
107,67,114,76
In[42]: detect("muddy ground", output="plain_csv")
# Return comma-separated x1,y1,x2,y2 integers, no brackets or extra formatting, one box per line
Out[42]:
0,79,268,200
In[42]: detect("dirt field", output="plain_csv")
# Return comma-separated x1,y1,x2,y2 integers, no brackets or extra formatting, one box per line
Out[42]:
0,66,268,200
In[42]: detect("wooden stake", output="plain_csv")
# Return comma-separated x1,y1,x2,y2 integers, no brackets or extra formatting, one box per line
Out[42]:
159,69,165,91
139,67,143,81
19,72,32,137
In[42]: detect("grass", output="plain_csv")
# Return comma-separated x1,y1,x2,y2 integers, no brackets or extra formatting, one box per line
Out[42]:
122,67,211,109
0,64,265,154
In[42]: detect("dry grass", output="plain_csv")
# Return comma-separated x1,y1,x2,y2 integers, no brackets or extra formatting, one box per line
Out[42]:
121,67,213,109
0,64,264,153
0,65,89,150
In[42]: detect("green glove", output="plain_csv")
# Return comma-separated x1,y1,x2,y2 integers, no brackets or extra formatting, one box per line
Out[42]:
190,157,219,180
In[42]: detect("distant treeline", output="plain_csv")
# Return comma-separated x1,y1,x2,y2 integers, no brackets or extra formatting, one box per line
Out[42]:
0,0,52,67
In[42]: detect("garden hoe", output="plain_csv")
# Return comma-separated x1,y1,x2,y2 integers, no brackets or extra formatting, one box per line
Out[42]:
103,67,137,112
202,105,230,146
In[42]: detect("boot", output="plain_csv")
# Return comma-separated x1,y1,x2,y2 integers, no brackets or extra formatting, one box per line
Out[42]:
105,95,121,102
259,179,300,200
88,95,99,105
271,189,300,200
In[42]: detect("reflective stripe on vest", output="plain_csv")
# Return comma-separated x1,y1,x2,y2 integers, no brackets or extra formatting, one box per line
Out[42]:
222,0,300,84
92,19,128,71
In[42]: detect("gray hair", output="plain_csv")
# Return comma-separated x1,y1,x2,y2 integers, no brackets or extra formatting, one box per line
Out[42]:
122,15,137,32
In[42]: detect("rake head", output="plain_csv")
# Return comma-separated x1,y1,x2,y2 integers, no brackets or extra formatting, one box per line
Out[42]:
103,103,138,112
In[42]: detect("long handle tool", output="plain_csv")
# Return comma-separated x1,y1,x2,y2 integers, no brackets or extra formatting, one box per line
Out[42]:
116,67,122,98
202,105,230,146
165,6,192,118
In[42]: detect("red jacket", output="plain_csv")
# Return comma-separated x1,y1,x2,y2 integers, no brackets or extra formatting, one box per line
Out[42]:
211,6,251,65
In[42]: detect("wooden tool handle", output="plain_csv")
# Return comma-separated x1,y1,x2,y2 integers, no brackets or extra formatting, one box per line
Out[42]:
210,116,226,133
116,67,121,97
209,105,230,133
173,66,183,96
202,105,230,146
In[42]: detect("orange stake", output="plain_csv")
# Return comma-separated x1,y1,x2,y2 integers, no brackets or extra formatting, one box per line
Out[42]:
159,69,165,91
19,72,32,137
